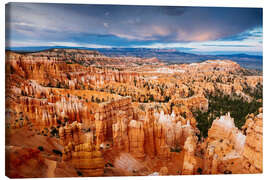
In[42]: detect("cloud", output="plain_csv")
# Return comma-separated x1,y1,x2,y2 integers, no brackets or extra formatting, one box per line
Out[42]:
202,44,252,47
6,40,112,48
103,23,109,28
160,6,186,16
6,3,262,42
5,3,262,55
219,27,263,41
130,27,262,55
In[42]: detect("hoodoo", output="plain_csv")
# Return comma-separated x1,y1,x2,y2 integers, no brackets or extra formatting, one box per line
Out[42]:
5,49,263,177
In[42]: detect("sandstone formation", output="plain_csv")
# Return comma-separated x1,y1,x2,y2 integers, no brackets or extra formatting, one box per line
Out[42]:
5,49,263,177
241,108,263,173
201,111,263,175
182,135,198,175
59,121,83,146
62,140,105,177
128,120,145,159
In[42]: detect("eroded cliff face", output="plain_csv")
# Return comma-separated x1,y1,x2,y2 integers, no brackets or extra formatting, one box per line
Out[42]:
201,113,246,174
5,49,263,177
197,111,263,175
59,121,84,146
62,135,105,176
241,108,263,173
182,135,198,175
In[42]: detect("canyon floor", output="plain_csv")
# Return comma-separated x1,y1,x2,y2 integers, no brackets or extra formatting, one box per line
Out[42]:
5,48,263,178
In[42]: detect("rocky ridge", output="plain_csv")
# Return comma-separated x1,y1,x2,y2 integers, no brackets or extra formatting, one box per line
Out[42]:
5,49,263,177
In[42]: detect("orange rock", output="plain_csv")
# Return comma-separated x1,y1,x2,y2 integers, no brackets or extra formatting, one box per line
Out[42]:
242,113,263,173
159,167,168,175
182,135,197,175
128,120,145,159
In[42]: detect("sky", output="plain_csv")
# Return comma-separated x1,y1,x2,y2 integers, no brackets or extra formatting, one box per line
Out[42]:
5,3,263,55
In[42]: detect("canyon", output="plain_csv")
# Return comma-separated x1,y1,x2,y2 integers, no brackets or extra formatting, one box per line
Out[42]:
5,48,263,177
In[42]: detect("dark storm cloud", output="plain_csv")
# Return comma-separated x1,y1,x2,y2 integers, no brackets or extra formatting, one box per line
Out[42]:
220,27,263,41
5,3,262,46
159,6,187,16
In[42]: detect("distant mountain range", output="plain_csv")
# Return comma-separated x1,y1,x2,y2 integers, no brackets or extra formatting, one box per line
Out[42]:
6,46,263,70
